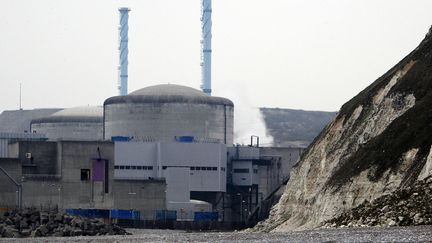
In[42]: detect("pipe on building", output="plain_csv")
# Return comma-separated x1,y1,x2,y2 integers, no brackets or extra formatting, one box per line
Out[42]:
250,135,260,147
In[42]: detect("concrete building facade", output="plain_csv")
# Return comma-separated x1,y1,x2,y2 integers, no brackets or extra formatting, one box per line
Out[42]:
0,141,166,220
224,146,305,222
114,141,226,220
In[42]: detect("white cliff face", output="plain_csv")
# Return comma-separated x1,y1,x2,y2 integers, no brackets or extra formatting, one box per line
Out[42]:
254,60,425,232
250,27,432,233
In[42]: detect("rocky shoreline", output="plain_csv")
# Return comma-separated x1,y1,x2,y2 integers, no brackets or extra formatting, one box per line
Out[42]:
323,176,432,228
0,209,129,238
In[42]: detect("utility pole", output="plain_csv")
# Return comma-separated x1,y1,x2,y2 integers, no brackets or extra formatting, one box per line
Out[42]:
19,83,22,110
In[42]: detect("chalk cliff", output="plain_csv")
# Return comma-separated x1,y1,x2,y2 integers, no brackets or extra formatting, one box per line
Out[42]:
254,26,432,232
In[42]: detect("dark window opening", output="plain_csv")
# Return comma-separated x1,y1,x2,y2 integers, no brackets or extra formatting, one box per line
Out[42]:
190,167,195,170
162,166,168,170
81,169,90,181
125,166,131,169
114,165,120,169
136,166,142,170
212,167,217,171
201,167,206,170
131,166,137,170
196,167,201,171
119,166,125,169
104,160,109,193
234,168,249,173
253,169,258,174
148,166,153,170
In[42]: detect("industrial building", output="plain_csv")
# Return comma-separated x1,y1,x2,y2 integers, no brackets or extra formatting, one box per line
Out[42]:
0,136,302,223
0,140,165,218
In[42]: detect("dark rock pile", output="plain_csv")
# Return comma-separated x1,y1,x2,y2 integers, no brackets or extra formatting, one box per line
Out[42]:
0,209,129,238
323,176,432,228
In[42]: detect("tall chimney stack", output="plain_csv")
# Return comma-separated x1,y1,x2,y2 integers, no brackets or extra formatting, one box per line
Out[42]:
200,0,212,96
118,8,130,96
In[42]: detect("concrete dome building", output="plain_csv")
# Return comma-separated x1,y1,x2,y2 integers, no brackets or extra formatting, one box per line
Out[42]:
30,106,103,141
103,84,234,144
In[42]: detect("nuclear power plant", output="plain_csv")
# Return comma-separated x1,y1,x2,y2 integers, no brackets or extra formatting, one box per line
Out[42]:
0,1,304,229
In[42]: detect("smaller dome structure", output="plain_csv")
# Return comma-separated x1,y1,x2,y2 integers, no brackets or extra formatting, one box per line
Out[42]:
30,106,103,141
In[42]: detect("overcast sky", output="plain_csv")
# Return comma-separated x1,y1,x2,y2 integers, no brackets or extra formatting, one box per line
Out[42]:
1,0,431,113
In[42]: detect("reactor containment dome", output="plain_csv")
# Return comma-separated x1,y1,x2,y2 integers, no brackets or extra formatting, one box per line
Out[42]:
103,84,234,144
30,106,103,141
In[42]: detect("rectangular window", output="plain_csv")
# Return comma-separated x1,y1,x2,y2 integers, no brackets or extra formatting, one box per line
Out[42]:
233,168,249,173
119,166,125,170
148,166,153,170
131,166,137,170
201,167,207,170
125,166,130,169
114,165,119,169
80,169,90,181
212,167,217,171
162,166,168,170
253,169,258,174
190,167,195,170
221,167,226,172
206,167,212,171
196,167,201,171
136,166,142,170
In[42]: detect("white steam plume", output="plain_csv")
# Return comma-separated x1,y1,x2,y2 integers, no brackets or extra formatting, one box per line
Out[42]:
216,86,274,146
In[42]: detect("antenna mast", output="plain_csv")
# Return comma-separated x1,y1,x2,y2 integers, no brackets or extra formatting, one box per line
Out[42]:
19,83,22,110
